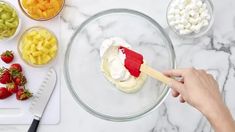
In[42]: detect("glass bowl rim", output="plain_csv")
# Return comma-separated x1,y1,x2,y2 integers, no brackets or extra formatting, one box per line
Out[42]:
166,0,215,38
0,0,21,42
18,26,59,68
64,8,176,122
17,0,65,21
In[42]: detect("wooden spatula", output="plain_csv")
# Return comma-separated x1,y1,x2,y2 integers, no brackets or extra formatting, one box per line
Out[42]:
119,46,172,85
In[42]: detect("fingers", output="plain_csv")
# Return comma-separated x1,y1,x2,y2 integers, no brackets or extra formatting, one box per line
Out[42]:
172,91,185,103
164,69,188,94
168,79,184,94
179,96,185,103
171,89,185,103
163,69,186,77
171,89,180,97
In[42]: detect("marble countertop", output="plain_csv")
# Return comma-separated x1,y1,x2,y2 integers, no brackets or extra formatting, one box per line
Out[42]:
1,0,235,131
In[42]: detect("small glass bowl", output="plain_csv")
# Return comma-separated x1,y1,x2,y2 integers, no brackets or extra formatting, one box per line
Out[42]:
0,0,21,42
166,0,214,38
18,0,65,21
18,26,58,67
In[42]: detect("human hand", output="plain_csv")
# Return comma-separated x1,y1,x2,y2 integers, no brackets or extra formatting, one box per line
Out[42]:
163,68,235,132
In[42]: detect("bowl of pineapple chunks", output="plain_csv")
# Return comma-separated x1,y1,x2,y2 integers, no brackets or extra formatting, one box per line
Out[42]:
18,26,58,67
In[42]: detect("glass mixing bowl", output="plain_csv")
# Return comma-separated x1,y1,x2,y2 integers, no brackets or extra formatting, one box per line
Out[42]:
65,9,176,121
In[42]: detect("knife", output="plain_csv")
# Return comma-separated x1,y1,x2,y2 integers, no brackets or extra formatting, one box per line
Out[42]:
28,68,57,132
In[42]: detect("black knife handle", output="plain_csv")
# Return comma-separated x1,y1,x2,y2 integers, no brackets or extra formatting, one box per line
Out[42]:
28,119,40,132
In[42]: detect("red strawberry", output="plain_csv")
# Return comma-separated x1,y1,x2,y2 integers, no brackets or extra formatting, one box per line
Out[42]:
13,76,27,86
10,68,27,86
16,88,32,100
13,77,21,85
1,50,14,63
0,68,12,84
6,83,18,93
12,74,27,86
0,87,12,99
10,63,22,72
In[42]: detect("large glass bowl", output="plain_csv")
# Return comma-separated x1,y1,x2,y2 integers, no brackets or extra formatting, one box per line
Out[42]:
65,9,176,121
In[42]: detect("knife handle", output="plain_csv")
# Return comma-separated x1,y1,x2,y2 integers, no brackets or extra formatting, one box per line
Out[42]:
28,119,40,132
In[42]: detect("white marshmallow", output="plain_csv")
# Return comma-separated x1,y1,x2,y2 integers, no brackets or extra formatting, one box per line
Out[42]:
176,24,184,30
185,23,192,29
196,1,202,7
169,21,176,26
202,20,209,26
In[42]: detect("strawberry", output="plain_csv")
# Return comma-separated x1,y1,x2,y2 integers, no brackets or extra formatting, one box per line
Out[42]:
0,87,12,99
13,77,22,85
16,88,32,100
10,63,22,72
13,75,27,86
6,83,18,93
0,68,12,84
1,50,14,64
10,68,27,86
10,69,27,86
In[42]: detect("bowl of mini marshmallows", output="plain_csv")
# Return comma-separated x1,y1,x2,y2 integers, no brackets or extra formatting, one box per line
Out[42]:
167,0,214,38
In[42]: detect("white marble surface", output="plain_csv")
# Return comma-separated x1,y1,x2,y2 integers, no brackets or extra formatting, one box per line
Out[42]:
1,0,235,131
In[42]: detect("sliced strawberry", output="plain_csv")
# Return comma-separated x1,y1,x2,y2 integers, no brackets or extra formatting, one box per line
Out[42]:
10,63,22,72
1,50,14,64
0,87,12,99
12,75,27,86
10,68,27,86
6,83,18,93
13,77,21,85
0,68,12,84
16,88,32,100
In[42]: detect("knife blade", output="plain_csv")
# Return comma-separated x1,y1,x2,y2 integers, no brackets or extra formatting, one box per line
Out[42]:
28,68,57,132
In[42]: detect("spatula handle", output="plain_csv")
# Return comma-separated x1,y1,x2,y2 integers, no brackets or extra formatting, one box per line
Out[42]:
28,119,40,132
140,64,172,85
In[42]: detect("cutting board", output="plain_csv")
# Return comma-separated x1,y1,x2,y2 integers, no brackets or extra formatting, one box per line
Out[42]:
0,0,60,124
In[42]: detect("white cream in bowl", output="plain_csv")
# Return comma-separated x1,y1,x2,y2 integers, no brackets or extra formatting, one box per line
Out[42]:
100,37,147,93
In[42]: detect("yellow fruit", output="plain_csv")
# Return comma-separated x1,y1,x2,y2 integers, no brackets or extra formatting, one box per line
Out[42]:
20,27,58,66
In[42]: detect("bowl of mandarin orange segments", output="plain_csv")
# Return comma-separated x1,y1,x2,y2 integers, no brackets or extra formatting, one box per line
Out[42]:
18,0,64,21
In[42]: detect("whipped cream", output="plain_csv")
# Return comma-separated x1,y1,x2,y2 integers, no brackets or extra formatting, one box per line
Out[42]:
100,37,131,81
100,37,147,93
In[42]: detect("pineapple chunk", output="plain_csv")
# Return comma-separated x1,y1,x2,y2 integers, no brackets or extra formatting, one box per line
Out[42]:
20,28,58,65
29,55,36,64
